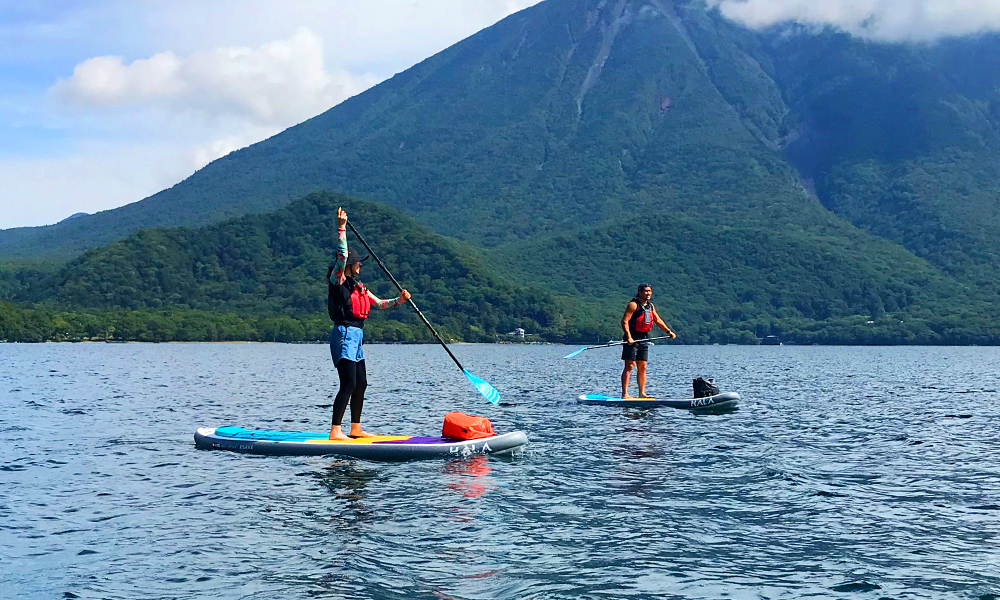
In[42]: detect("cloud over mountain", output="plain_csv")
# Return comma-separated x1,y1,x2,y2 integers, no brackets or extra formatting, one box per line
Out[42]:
51,27,380,127
709,0,1000,42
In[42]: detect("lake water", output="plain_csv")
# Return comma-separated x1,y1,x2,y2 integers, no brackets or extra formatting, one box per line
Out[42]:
1,343,999,599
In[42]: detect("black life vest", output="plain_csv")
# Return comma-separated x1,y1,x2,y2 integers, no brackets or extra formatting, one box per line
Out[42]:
328,276,372,328
628,298,655,336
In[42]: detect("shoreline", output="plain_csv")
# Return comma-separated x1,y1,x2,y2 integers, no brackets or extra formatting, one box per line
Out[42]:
0,340,503,345
2,340,996,347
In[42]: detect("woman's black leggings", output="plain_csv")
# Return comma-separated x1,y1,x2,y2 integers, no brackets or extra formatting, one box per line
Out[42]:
332,359,367,427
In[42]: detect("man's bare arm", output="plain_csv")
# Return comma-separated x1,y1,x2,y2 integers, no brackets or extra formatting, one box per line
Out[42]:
621,301,638,344
652,307,677,339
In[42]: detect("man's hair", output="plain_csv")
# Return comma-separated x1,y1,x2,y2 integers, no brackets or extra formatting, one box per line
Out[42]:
637,284,651,293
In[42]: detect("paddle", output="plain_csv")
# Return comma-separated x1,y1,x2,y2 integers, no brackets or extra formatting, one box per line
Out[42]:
346,221,501,405
563,335,675,359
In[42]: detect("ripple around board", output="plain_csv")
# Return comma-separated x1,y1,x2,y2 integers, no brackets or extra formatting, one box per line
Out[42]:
0,344,999,599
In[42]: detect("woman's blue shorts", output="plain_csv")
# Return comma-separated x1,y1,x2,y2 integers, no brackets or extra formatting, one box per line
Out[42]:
330,325,364,364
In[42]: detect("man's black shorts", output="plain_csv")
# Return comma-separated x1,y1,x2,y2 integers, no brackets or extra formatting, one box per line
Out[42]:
622,339,649,362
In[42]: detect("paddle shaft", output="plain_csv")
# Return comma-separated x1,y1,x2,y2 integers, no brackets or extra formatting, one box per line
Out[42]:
591,334,674,350
346,221,466,372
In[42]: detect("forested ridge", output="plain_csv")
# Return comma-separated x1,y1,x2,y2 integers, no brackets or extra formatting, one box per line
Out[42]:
2,194,566,342
3,192,998,344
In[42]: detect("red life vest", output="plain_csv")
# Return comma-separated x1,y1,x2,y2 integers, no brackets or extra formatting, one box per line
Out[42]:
328,276,372,327
349,282,372,320
629,299,654,334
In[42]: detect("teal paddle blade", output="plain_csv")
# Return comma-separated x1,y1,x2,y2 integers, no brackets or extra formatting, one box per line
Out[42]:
563,347,588,359
463,369,500,405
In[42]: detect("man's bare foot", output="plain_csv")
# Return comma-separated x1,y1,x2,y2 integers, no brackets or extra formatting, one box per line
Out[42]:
329,426,351,441
349,426,376,438
638,391,649,398
622,393,633,399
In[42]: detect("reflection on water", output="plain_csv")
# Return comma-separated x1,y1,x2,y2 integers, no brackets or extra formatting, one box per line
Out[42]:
445,455,494,499
319,460,379,497
1,343,1000,599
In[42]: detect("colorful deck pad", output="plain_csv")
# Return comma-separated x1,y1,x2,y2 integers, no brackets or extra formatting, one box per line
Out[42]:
577,392,740,410
194,426,528,460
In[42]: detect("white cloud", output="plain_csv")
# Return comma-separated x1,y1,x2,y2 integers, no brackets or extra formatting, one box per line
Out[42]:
191,126,281,170
46,27,383,190
708,0,1000,42
52,27,380,127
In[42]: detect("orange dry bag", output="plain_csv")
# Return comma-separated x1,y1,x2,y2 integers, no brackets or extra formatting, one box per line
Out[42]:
442,412,495,440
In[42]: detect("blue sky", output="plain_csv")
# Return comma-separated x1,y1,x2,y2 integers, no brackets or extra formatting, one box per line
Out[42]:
3,0,999,230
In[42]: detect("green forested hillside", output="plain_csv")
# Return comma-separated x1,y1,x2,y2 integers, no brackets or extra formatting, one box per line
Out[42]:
4,193,563,342
492,208,1000,344
766,29,1000,287
3,191,998,344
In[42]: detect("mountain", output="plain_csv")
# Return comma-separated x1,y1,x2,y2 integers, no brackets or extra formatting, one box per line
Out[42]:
2,0,795,256
4,0,998,266
2,0,999,342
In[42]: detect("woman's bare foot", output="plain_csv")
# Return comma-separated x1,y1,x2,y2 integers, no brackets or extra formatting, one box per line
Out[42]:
622,393,633,399
328,426,351,441
349,425,376,438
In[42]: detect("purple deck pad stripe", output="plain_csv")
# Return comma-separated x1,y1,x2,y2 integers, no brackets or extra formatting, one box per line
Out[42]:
376,436,450,444
376,436,500,444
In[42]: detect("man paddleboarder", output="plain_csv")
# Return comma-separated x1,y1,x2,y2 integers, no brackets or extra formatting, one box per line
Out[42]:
621,284,676,398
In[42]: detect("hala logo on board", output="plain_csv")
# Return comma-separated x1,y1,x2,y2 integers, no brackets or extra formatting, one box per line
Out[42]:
450,442,493,455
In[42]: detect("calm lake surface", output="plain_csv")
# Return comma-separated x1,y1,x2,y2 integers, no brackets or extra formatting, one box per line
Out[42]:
2,343,999,599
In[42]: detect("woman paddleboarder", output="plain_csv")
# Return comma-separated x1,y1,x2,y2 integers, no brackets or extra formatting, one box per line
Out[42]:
327,207,411,440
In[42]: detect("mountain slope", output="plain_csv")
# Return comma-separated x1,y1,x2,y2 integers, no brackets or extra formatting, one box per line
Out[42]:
5,0,998,275
764,29,1000,287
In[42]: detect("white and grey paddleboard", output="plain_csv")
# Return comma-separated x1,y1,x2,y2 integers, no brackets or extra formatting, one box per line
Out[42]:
577,392,740,410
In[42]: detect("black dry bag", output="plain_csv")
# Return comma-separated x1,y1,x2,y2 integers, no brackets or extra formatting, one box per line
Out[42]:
693,377,720,398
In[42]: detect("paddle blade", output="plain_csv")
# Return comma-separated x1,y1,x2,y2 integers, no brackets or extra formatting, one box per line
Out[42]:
463,369,501,405
563,347,588,359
